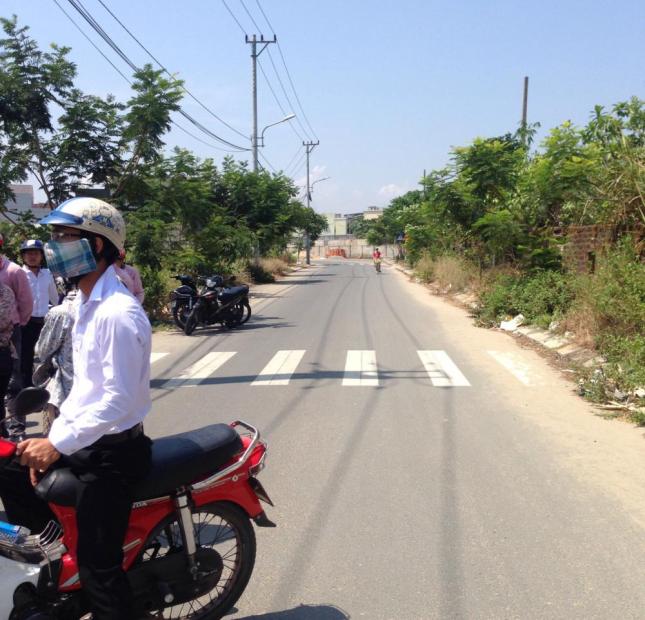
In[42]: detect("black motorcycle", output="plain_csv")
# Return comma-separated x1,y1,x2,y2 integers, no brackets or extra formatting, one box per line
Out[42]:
184,275,251,335
169,274,198,329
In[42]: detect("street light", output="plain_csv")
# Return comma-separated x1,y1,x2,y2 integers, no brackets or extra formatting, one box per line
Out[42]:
253,114,296,170
310,176,330,194
260,113,295,146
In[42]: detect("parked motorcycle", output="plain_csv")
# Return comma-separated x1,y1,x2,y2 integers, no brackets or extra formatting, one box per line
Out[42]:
170,274,198,329
0,388,274,620
183,276,251,336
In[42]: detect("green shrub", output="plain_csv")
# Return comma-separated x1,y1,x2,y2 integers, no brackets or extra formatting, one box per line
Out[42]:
476,269,575,327
476,274,521,326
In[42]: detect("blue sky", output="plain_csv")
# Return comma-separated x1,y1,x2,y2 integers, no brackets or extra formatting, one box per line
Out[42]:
3,0,644,213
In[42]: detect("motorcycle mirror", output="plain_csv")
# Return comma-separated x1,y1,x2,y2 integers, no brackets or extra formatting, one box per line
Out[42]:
12,387,50,417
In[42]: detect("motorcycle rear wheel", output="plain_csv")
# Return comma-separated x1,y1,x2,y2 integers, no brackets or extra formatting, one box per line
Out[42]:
138,502,256,619
172,303,190,329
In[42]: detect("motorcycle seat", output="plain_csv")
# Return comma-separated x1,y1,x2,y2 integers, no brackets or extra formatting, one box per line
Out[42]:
217,285,249,303
35,424,243,506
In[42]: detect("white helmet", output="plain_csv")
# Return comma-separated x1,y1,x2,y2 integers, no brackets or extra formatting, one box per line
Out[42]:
40,197,126,251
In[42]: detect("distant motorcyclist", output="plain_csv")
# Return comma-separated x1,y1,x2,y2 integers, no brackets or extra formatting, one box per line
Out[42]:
372,248,382,272
0,197,152,620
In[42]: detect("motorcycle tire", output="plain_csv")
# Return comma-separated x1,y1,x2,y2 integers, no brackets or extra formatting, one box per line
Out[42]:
241,299,251,324
137,502,256,620
184,310,198,336
172,303,191,329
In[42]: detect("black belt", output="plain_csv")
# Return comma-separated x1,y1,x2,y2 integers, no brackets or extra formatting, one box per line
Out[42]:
94,423,143,446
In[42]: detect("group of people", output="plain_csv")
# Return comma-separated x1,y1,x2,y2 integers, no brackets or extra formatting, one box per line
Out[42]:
0,231,144,440
0,197,149,619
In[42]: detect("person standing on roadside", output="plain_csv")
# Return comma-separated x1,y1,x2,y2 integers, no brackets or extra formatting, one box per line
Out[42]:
33,284,77,435
114,249,145,304
0,232,33,441
20,239,59,389
0,283,16,437
0,197,152,620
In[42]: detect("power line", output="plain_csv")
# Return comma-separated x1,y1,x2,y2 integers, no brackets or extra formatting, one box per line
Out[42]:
239,0,263,33
257,59,304,141
53,1,247,153
96,0,248,141
258,151,277,173
53,0,242,153
64,0,250,151
283,144,304,174
222,0,247,35
53,0,132,84
264,49,312,139
254,0,318,140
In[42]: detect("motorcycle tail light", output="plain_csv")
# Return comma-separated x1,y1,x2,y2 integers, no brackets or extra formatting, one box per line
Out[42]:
249,449,267,476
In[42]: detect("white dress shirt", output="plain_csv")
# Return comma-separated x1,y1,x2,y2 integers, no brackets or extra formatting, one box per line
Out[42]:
48,265,151,455
22,266,58,317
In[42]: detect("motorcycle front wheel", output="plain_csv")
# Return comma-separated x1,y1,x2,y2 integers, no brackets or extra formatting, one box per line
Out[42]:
184,310,199,336
138,502,256,619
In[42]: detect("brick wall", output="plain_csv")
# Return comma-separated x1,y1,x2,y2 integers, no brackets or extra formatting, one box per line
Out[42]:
561,224,644,273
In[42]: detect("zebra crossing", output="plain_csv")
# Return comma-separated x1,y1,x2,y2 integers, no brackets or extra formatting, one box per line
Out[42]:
149,348,539,389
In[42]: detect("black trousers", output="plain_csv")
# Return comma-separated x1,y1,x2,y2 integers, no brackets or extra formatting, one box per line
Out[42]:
21,316,44,389
0,432,152,620
5,325,23,436
0,346,12,434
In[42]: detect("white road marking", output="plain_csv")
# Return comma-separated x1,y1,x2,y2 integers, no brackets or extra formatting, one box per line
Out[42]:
252,350,306,386
150,352,169,364
343,350,379,386
418,350,471,387
487,350,535,386
162,352,236,388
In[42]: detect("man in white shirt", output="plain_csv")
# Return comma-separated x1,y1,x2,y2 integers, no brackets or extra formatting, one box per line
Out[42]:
20,239,59,392
0,198,152,620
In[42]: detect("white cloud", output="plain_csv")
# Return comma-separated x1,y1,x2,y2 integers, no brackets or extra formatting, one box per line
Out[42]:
378,183,405,198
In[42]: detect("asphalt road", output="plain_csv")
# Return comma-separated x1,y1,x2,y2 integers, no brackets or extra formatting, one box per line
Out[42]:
145,260,645,620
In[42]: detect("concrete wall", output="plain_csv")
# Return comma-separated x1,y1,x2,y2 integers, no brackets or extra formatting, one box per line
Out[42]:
311,237,399,259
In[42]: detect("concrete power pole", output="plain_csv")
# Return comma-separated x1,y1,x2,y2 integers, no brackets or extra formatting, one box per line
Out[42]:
246,34,276,172
303,140,319,265
521,76,529,130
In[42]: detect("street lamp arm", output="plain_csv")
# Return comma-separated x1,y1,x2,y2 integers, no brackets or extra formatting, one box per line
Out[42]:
260,113,296,141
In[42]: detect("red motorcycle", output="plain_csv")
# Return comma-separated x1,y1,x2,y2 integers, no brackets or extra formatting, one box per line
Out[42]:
0,388,274,620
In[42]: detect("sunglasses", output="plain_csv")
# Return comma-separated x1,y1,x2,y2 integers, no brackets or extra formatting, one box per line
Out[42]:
50,232,83,242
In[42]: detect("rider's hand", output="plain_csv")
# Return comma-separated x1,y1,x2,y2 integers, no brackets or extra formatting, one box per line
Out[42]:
16,438,60,474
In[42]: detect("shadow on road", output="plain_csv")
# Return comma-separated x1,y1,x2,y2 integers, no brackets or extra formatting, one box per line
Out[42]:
233,603,350,619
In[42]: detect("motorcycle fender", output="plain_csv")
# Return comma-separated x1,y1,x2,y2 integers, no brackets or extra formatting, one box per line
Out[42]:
0,555,40,619
192,476,265,520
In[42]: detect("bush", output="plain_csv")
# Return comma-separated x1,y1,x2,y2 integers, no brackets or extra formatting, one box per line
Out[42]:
413,252,434,283
260,257,290,277
141,267,173,322
247,261,275,284
476,274,521,326
476,269,574,328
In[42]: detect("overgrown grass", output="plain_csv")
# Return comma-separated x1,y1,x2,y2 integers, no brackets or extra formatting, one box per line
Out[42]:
413,252,434,283
433,255,475,292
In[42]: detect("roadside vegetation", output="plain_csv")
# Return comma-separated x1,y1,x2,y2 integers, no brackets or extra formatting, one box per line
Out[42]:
0,17,326,321
357,98,644,422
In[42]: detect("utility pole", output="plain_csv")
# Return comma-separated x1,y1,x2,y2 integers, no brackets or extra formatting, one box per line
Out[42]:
246,34,276,172
303,140,319,265
521,76,529,131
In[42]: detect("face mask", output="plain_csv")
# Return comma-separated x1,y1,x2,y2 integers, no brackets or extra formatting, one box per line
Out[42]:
44,239,97,279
